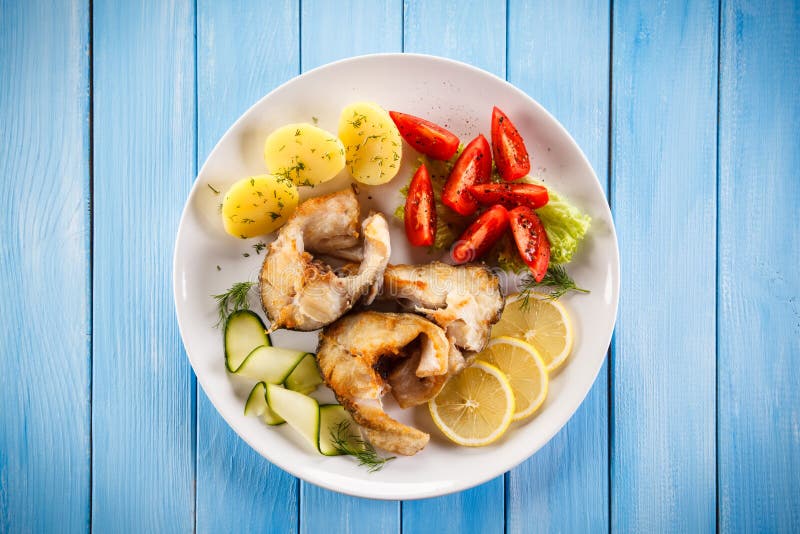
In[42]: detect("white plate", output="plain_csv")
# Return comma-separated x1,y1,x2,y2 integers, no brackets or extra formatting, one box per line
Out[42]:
174,53,619,500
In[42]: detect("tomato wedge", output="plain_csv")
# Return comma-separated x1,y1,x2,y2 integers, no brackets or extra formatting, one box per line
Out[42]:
404,164,436,247
442,134,492,216
468,182,548,210
451,205,509,264
491,106,530,181
389,111,460,161
508,206,550,281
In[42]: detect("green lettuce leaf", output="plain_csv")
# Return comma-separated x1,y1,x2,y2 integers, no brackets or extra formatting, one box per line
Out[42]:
529,179,591,264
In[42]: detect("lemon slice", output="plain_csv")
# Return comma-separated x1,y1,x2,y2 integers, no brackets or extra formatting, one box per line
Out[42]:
491,293,574,372
480,337,549,421
429,361,515,447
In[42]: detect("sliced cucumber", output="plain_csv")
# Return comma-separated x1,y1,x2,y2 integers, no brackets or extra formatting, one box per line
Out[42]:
235,345,308,383
244,382,284,425
318,405,358,456
284,353,323,394
266,383,320,451
225,310,270,372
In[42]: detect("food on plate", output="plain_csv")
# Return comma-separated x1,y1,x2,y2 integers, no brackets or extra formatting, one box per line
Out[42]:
509,206,550,282
338,102,402,185
468,182,549,210
263,123,346,186
428,360,515,447
479,337,548,421
491,106,530,181
317,311,454,455
221,175,299,238
442,134,492,216
389,111,460,160
530,180,591,265
491,293,574,372
259,189,390,331
382,262,504,355
451,205,509,264
403,164,436,247
223,309,269,372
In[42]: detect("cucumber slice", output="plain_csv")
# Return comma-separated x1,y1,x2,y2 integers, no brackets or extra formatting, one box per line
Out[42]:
318,405,358,456
266,383,320,450
225,310,270,372
284,353,323,394
235,345,307,383
244,382,284,425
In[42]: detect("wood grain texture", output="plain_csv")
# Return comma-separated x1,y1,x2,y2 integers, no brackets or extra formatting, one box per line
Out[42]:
505,1,609,530
195,2,301,532
0,0,90,532
611,1,718,531
91,0,196,530
718,1,800,531
298,2,403,532
402,2,505,530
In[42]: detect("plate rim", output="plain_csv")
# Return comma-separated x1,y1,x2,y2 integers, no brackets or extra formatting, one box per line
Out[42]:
173,52,620,500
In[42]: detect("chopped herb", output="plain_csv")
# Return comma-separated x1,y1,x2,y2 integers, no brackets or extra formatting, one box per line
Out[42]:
312,116,319,124
250,178,255,186
207,184,220,194
278,144,286,151
268,212,280,221
295,128,301,136
253,242,267,255
216,265,221,271
329,421,395,473
242,252,250,258
240,217,255,224
217,203,223,214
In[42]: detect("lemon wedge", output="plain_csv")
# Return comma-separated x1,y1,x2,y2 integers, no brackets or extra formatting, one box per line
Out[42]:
479,336,549,421
491,293,574,372
428,361,515,447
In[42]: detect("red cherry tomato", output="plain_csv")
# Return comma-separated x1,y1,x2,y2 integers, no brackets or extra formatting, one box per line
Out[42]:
442,134,492,216
404,164,436,247
509,206,550,281
451,205,509,264
468,182,549,210
389,111,460,161
491,106,530,181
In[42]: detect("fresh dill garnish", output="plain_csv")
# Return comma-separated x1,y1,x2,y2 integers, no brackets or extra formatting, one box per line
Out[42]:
211,281,255,327
242,252,250,258
329,421,395,473
312,116,319,124
216,265,221,271
253,242,267,254
268,211,280,221
519,264,589,308
207,184,220,194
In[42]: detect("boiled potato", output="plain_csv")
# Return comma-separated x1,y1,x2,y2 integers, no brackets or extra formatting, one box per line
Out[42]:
263,123,345,186
221,174,298,238
338,102,402,185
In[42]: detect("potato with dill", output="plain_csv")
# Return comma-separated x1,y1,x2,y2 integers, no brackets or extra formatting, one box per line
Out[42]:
338,102,402,185
221,175,298,238
264,123,346,186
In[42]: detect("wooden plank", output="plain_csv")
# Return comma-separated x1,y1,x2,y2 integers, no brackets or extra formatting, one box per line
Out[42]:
91,0,196,530
505,0,609,531
0,1,90,532
298,2,403,532
194,2,301,532
718,1,800,531
610,1,718,531
402,1,505,530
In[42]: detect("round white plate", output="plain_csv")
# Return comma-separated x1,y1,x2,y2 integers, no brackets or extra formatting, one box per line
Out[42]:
174,53,619,500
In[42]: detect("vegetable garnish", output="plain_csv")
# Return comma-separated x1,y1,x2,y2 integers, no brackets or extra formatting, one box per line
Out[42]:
212,281,256,327
491,107,530,181
519,264,589,307
329,420,396,473
529,180,591,265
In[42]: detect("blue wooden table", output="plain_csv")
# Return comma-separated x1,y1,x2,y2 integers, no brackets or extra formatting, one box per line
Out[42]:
2,0,798,532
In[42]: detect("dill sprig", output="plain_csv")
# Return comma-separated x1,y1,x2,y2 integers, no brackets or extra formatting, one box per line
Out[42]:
253,242,267,255
207,183,221,194
329,421,395,473
519,264,589,308
212,281,255,327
